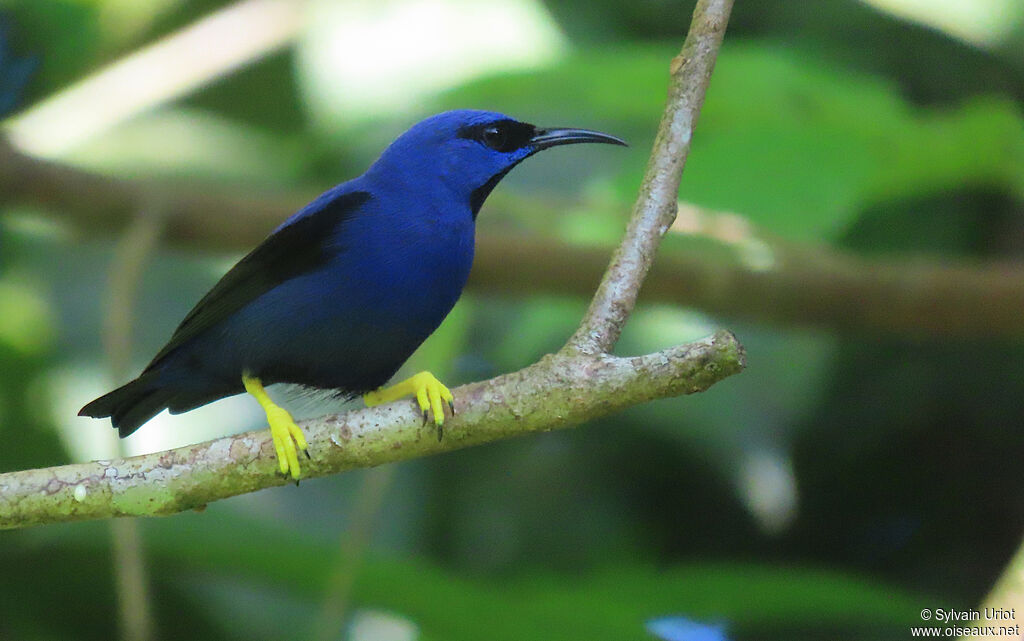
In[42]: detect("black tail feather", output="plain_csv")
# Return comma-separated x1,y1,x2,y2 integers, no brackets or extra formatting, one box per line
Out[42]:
79,374,169,438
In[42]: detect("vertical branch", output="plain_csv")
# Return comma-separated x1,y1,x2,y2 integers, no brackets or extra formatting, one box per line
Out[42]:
567,0,734,355
103,211,165,378
108,521,155,641
102,209,165,641
313,466,397,641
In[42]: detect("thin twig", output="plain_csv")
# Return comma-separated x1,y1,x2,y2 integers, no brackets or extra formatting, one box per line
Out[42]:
567,0,734,354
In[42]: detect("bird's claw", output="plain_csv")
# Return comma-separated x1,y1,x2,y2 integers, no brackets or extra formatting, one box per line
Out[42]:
364,371,455,439
410,372,454,435
267,406,308,480
244,374,308,481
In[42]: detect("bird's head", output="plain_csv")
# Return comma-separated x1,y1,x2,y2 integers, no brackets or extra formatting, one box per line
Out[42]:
366,109,626,218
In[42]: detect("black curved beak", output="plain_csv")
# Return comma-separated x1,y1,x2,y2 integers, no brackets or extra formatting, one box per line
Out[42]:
530,127,628,151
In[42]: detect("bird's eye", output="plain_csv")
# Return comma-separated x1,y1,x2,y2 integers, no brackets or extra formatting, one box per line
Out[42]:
458,119,535,152
481,125,508,151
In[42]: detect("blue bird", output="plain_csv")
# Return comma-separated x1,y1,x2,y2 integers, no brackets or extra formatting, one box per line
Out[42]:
80,110,626,479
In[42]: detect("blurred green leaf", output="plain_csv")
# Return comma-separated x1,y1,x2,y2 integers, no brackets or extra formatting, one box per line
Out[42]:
21,507,936,641
0,1,101,102
444,43,1023,242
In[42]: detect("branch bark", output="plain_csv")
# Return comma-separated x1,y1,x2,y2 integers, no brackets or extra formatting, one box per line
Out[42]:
0,0,743,529
0,333,744,529
569,0,733,354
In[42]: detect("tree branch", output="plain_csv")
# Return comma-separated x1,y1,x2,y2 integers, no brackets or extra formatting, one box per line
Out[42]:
474,231,1024,338
0,332,745,529
0,134,299,252
568,0,733,354
103,210,163,641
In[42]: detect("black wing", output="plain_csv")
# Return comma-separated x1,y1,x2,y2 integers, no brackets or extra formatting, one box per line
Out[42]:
146,190,372,368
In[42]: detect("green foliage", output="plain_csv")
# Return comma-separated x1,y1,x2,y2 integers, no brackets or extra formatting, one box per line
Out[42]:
0,228,66,472
446,42,1024,241
3,506,934,641
0,1,101,100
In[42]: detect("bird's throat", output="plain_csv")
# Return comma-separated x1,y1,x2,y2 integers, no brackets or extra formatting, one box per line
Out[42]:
469,166,516,219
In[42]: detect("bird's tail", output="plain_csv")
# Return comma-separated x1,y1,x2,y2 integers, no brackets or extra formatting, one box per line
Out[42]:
79,373,175,438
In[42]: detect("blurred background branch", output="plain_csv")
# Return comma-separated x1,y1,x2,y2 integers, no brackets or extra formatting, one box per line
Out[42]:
1,136,1021,338
102,210,164,641
3,0,304,158
312,465,395,641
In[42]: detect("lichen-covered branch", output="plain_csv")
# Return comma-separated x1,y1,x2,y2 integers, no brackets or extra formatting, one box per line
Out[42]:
0,331,744,529
568,0,733,354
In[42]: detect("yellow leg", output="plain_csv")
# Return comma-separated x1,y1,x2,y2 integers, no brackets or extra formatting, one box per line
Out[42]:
243,373,308,480
363,371,454,440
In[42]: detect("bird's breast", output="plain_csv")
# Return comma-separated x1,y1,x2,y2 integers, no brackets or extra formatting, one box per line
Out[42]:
333,209,475,324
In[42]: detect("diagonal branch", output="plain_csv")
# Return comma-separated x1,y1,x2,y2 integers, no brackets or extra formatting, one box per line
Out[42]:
0,333,745,529
0,0,742,529
567,0,734,354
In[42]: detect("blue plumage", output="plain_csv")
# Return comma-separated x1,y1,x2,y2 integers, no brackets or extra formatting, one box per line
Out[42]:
81,110,625,440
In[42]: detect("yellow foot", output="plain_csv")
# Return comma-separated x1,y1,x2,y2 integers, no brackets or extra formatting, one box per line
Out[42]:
363,371,455,440
243,373,309,480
